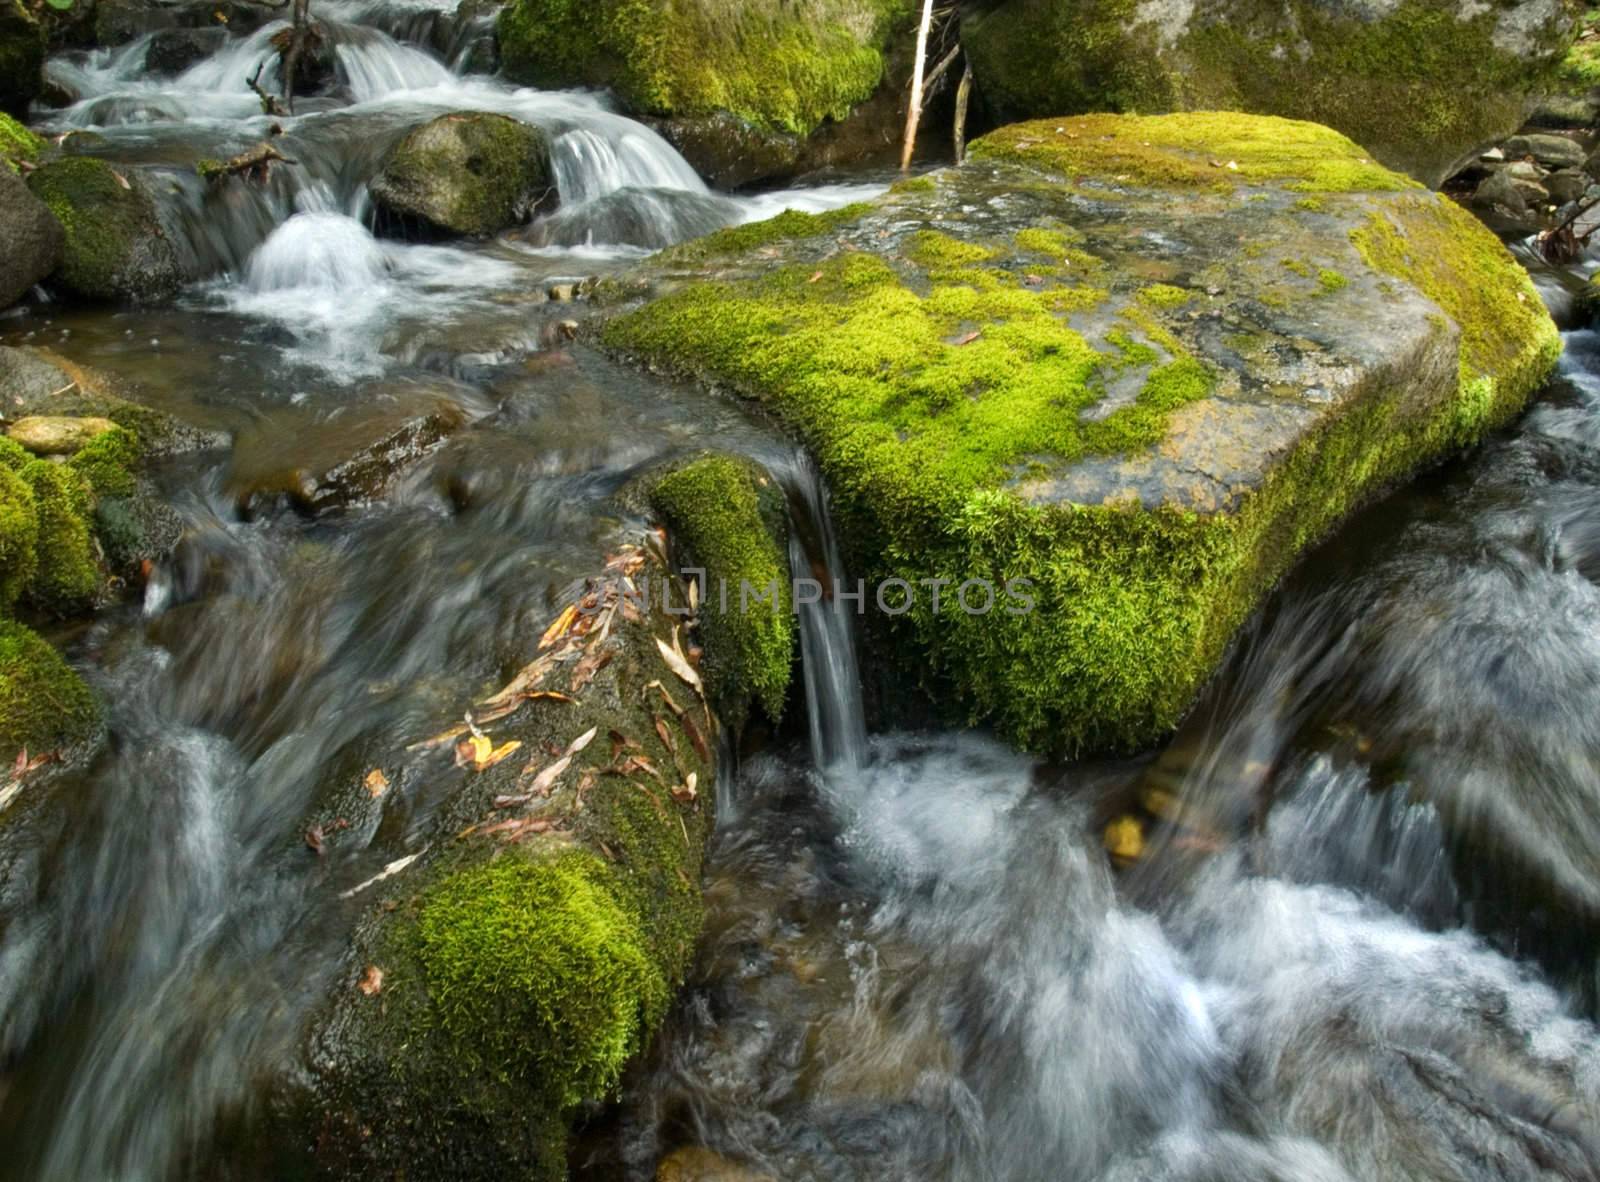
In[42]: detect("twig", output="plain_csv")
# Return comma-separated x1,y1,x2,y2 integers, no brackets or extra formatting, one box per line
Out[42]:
918,42,961,112
247,60,286,116
900,0,936,172
953,59,973,165
1537,193,1600,265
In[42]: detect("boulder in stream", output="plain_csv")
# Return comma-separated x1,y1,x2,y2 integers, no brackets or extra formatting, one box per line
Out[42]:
0,0,45,119
960,0,1574,188
600,111,1561,757
369,112,554,239
287,456,791,1178
0,163,63,311
24,157,182,303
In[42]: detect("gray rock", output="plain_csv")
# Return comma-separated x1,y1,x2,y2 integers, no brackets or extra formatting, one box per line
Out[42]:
1503,160,1546,181
0,165,63,309
144,26,227,75
1546,168,1590,205
1473,169,1530,215
1503,133,1587,170
369,112,553,238
24,158,182,303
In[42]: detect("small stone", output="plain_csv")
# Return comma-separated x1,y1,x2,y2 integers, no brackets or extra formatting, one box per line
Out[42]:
1547,169,1589,205
1503,133,1586,171
5,415,119,456
1504,160,1545,182
547,282,576,301
1480,146,1506,162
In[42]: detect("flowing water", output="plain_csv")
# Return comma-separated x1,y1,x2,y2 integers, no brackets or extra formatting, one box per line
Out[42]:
5,4,1600,1179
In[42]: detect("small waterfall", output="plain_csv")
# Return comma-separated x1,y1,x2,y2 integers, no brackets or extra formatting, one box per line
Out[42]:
774,451,869,777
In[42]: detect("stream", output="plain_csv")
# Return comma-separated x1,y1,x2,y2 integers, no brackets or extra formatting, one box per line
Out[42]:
4,3,1600,1180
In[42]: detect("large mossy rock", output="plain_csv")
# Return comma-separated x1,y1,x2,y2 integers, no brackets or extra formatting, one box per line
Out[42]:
24,157,182,303
369,112,553,238
960,0,1572,188
0,0,45,119
600,112,1560,757
292,470,790,1179
497,0,912,172
0,163,62,309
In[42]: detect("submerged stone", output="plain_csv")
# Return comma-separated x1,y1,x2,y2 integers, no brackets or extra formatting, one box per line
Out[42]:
24,157,182,303
601,112,1561,756
960,0,1573,188
369,112,553,239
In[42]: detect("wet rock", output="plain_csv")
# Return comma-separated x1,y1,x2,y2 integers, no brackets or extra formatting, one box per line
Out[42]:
601,111,1560,756
369,112,553,239
1546,167,1590,205
498,0,911,173
1502,132,1587,171
6,415,119,455
271,20,337,97
1471,170,1531,216
93,0,270,47
656,1147,776,1182
0,0,45,118
961,0,1572,188
0,164,62,310
0,344,227,456
144,26,227,75
24,158,182,303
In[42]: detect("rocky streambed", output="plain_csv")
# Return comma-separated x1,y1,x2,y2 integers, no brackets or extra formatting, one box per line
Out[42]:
0,2,1597,1181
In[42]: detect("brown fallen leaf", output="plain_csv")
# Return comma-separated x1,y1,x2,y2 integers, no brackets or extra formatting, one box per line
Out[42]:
480,816,554,841
621,598,643,624
363,768,390,798
405,723,467,752
357,965,384,996
539,604,579,650
609,729,639,759
656,632,703,695
478,652,558,712
954,330,982,346
305,826,326,856
808,270,824,283
564,726,599,757
523,754,573,796
654,715,677,755
678,711,711,762
569,647,614,694
527,690,577,704
671,771,698,803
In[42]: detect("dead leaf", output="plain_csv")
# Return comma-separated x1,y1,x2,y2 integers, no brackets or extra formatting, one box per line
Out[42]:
569,647,614,694
363,768,390,798
339,849,427,898
539,604,579,650
564,726,599,757
492,793,531,808
621,599,643,624
654,715,677,755
656,633,703,695
111,168,131,190
305,826,326,856
954,330,982,346
808,270,824,283
678,711,711,762
523,754,573,796
357,965,384,996
672,772,698,803
528,690,577,704
480,816,554,841
406,723,467,752
456,734,522,771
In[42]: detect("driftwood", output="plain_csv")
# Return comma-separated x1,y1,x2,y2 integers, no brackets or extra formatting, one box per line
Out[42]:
198,138,297,185
900,0,936,171
953,60,973,165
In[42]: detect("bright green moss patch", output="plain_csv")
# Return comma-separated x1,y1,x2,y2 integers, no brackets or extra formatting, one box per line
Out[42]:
497,0,912,135
650,455,792,725
412,849,667,1106
1351,194,1562,439
1138,283,1192,309
0,619,97,759
0,465,38,611
1561,13,1600,90
0,111,43,170
67,425,139,499
970,112,1420,194
19,460,97,617
660,202,870,264
1318,268,1348,293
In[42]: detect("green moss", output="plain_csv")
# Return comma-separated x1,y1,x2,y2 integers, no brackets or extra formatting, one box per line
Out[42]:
650,455,793,724
372,113,550,237
1137,283,1192,309
412,849,667,1106
1015,226,1085,255
970,112,1419,194
498,0,913,136
1317,268,1348,293
1561,13,1600,90
0,619,97,759
0,465,39,611
660,202,870,264
1351,194,1562,440
19,459,98,617
0,436,29,471
890,175,937,194
0,110,43,171
1295,197,1327,213
67,425,139,499
24,158,172,301
1282,258,1313,278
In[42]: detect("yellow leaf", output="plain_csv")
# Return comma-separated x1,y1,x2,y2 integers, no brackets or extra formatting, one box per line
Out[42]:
539,604,578,650
364,768,390,798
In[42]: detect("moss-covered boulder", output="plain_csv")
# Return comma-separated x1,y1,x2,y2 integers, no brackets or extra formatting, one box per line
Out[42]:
293,521,790,1176
0,620,97,761
369,112,553,239
24,157,182,303
0,0,45,119
0,460,37,611
645,453,794,728
960,0,1573,188
0,110,43,170
600,112,1560,756
497,0,912,161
